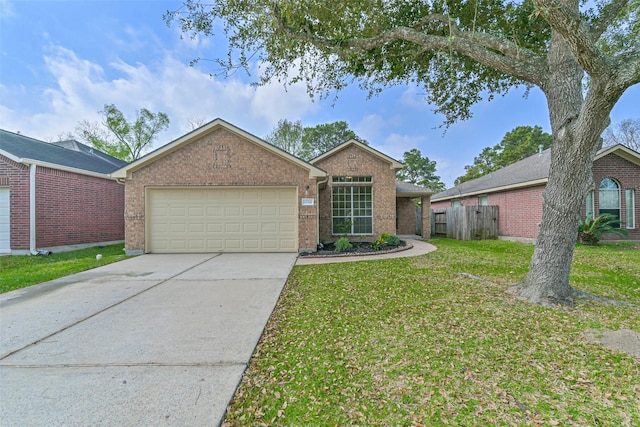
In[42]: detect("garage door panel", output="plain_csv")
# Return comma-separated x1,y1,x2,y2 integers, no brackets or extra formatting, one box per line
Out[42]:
148,187,297,253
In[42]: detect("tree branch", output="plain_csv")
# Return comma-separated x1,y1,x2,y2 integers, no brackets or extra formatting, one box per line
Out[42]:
271,5,546,86
532,0,610,76
589,0,629,41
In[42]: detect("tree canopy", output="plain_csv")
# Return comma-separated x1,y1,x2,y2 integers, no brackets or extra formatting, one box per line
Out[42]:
397,149,446,192
603,117,640,151
456,125,553,185
265,119,366,160
76,104,170,162
166,0,640,305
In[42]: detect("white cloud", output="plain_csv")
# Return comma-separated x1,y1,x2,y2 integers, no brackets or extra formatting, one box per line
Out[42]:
0,0,15,19
353,114,385,142
0,45,319,146
373,133,427,162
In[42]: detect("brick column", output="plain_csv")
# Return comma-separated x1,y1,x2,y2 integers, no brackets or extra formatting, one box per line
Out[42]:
421,196,431,239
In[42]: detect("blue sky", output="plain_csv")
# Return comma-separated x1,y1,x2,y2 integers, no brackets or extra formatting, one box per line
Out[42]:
1,0,638,187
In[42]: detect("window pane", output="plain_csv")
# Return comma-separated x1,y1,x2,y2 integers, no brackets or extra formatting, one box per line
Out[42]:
478,196,488,206
626,189,635,229
331,185,372,234
452,200,460,208
599,179,620,209
585,190,594,219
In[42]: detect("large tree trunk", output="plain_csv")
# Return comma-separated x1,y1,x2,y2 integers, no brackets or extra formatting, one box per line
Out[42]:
511,21,604,305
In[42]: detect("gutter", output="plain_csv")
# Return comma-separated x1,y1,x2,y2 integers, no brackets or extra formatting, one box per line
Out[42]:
29,163,37,255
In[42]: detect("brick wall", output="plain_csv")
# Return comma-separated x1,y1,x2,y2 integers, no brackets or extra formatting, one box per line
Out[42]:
124,127,319,252
431,152,640,241
0,155,124,251
313,145,397,241
591,153,640,240
0,156,30,249
396,198,415,235
35,166,124,247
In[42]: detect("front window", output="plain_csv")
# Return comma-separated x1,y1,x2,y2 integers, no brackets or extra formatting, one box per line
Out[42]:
478,195,488,206
626,189,635,229
599,178,620,227
452,200,461,208
332,180,372,234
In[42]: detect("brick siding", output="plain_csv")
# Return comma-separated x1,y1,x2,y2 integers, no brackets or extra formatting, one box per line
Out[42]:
431,152,640,241
1,154,124,251
396,198,415,235
124,127,318,252
591,153,640,240
314,145,397,241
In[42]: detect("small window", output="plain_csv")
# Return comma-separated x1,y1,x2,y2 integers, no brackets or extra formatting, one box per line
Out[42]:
585,190,594,219
626,189,635,229
452,200,461,208
478,195,488,206
332,176,372,183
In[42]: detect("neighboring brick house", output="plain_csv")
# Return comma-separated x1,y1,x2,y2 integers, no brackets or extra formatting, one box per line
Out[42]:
112,119,432,255
0,130,127,255
431,144,640,242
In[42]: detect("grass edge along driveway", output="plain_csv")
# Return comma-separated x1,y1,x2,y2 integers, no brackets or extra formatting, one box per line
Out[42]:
0,244,129,294
224,239,640,426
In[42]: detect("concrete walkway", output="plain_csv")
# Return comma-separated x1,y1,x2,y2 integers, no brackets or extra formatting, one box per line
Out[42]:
295,238,437,265
0,252,297,427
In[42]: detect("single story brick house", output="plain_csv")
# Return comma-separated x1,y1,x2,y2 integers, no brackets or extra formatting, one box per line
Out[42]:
431,144,640,242
112,119,432,255
0,130,127,255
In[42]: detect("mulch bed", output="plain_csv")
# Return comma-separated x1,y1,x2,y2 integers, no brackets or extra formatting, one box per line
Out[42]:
299,240,409,258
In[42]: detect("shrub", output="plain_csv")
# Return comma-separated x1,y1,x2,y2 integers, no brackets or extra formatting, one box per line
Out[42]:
384,234,401,246
578,214,628,245
334,237,353,252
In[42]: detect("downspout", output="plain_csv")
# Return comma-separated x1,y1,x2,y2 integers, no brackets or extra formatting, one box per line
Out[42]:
29,163,37,255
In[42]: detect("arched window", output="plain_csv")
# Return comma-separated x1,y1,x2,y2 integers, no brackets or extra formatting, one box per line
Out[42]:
599,178,620,227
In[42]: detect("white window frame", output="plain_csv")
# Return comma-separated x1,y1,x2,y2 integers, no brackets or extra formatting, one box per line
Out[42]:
585,190,594,219
331,178,373,235
625,189,635,229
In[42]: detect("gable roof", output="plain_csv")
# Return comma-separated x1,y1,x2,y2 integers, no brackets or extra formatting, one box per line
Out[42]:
310,139,404,170
395,180,433,197
111,118,327,179
0,129,127,176
432,144,640,201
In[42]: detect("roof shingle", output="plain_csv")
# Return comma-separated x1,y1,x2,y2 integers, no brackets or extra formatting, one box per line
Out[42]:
0,129,127,174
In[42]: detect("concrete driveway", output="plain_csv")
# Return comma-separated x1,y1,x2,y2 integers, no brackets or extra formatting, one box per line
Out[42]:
0,252,297,426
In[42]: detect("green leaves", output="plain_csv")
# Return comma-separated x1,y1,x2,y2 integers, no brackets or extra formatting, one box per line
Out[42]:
396,148,446,191
264,119,366,160
455,125,552,185
76,104,170,162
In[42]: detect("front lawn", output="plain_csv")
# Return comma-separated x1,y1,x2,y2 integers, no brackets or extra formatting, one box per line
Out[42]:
225,239,640,426
0,244,129,294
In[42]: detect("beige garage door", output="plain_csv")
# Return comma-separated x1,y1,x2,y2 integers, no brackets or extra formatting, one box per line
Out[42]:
147,187,298,253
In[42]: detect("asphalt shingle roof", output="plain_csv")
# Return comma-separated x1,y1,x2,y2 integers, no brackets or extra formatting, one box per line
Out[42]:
432,148,552,200
0,129,127,174
395,180,434,196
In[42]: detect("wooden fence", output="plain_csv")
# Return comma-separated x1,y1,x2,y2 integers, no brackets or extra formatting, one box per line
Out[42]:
430,206,499,240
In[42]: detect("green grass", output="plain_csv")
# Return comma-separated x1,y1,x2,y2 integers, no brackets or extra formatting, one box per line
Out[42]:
224,238,640,426
0,244,129,294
